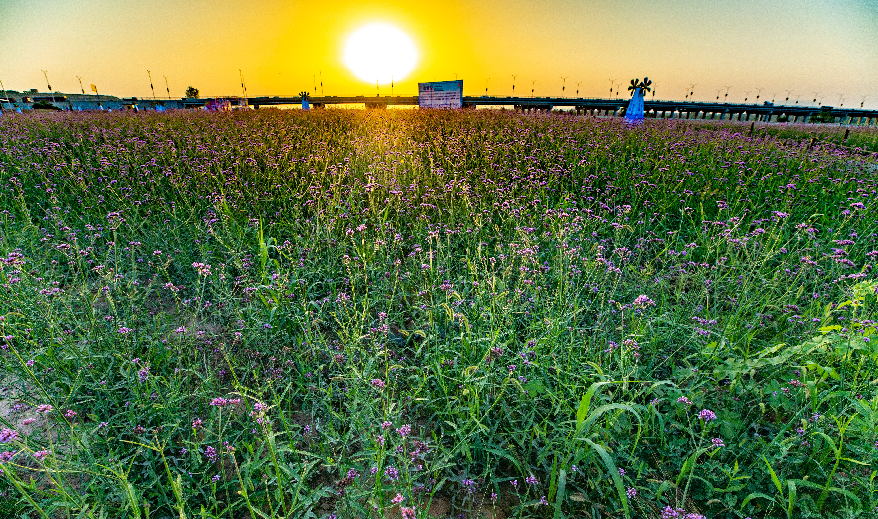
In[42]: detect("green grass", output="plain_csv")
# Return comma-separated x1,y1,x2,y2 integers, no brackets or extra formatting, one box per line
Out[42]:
0,109,876,519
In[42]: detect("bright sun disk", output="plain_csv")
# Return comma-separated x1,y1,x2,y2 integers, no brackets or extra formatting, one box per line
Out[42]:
344,24,417,85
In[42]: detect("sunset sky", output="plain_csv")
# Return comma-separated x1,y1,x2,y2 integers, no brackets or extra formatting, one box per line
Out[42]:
1,0,876,107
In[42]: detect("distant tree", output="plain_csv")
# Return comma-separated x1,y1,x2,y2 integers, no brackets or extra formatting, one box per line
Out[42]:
628,77,652,95
628,78,640,94
31,100,61,111
185,86,200,99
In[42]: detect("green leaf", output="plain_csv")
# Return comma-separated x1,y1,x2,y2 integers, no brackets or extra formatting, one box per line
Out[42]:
584,438,629,519
552,469,567,519
763,456,783,495
741,492,775,510
576,381,610,426
676,451,700,487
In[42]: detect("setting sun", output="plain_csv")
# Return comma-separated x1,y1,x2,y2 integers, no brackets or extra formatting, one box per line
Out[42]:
343,23,417,85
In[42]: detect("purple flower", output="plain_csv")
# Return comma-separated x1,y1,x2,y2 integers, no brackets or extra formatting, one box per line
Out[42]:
397,424,412,437
0,429,19,444
192,262,212,276
712,438,725,448
33,450,49,460
205,446,218,463
525,475,538,485
370,379,386,389
677,396,692,406
384,466,399,481
400,507,417,519
391,493,404,504
697,409,717,422
626,487,637,499
633,295,656,308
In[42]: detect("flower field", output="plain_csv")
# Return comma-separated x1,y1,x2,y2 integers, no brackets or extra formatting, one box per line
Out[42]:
0,109,876,518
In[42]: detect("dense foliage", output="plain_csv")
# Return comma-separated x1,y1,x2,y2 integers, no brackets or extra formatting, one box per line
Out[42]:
0,109,877,519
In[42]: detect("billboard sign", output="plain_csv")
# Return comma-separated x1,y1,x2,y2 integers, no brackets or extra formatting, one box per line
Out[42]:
419,80,463,109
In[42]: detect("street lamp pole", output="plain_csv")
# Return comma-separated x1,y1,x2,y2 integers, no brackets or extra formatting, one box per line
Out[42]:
0,79,8,114
512,75,517,96
42,70,55,104
147,70,156,99
561,76,568,97
576,81,582,96
164,76,171,100
531,80,536,98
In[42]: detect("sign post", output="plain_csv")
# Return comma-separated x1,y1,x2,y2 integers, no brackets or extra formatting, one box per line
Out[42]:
418,80,463,109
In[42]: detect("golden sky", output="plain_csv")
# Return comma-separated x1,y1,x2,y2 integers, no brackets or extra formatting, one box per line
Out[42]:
1,0,876,107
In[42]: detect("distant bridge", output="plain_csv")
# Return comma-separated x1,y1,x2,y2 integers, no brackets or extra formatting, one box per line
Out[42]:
179,95,878,124
4,91,877,125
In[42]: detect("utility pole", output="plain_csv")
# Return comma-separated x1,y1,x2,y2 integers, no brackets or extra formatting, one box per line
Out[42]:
147,70,156,99
77,76,85,94
576,81,582,96
485,77,490,96
240,70,247,98
320,71,324,95
608,79,616,97
313,75,317,95
561,76,568,96
512,75,517,96
531,80,536,97
0,79,8,114
42,70,56,104
164,76,171,100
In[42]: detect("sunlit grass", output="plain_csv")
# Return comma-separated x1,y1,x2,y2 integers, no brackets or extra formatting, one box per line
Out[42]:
0,109,876,518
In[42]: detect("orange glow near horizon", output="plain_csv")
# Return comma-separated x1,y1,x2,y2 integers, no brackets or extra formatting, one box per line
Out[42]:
0,0,875,107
